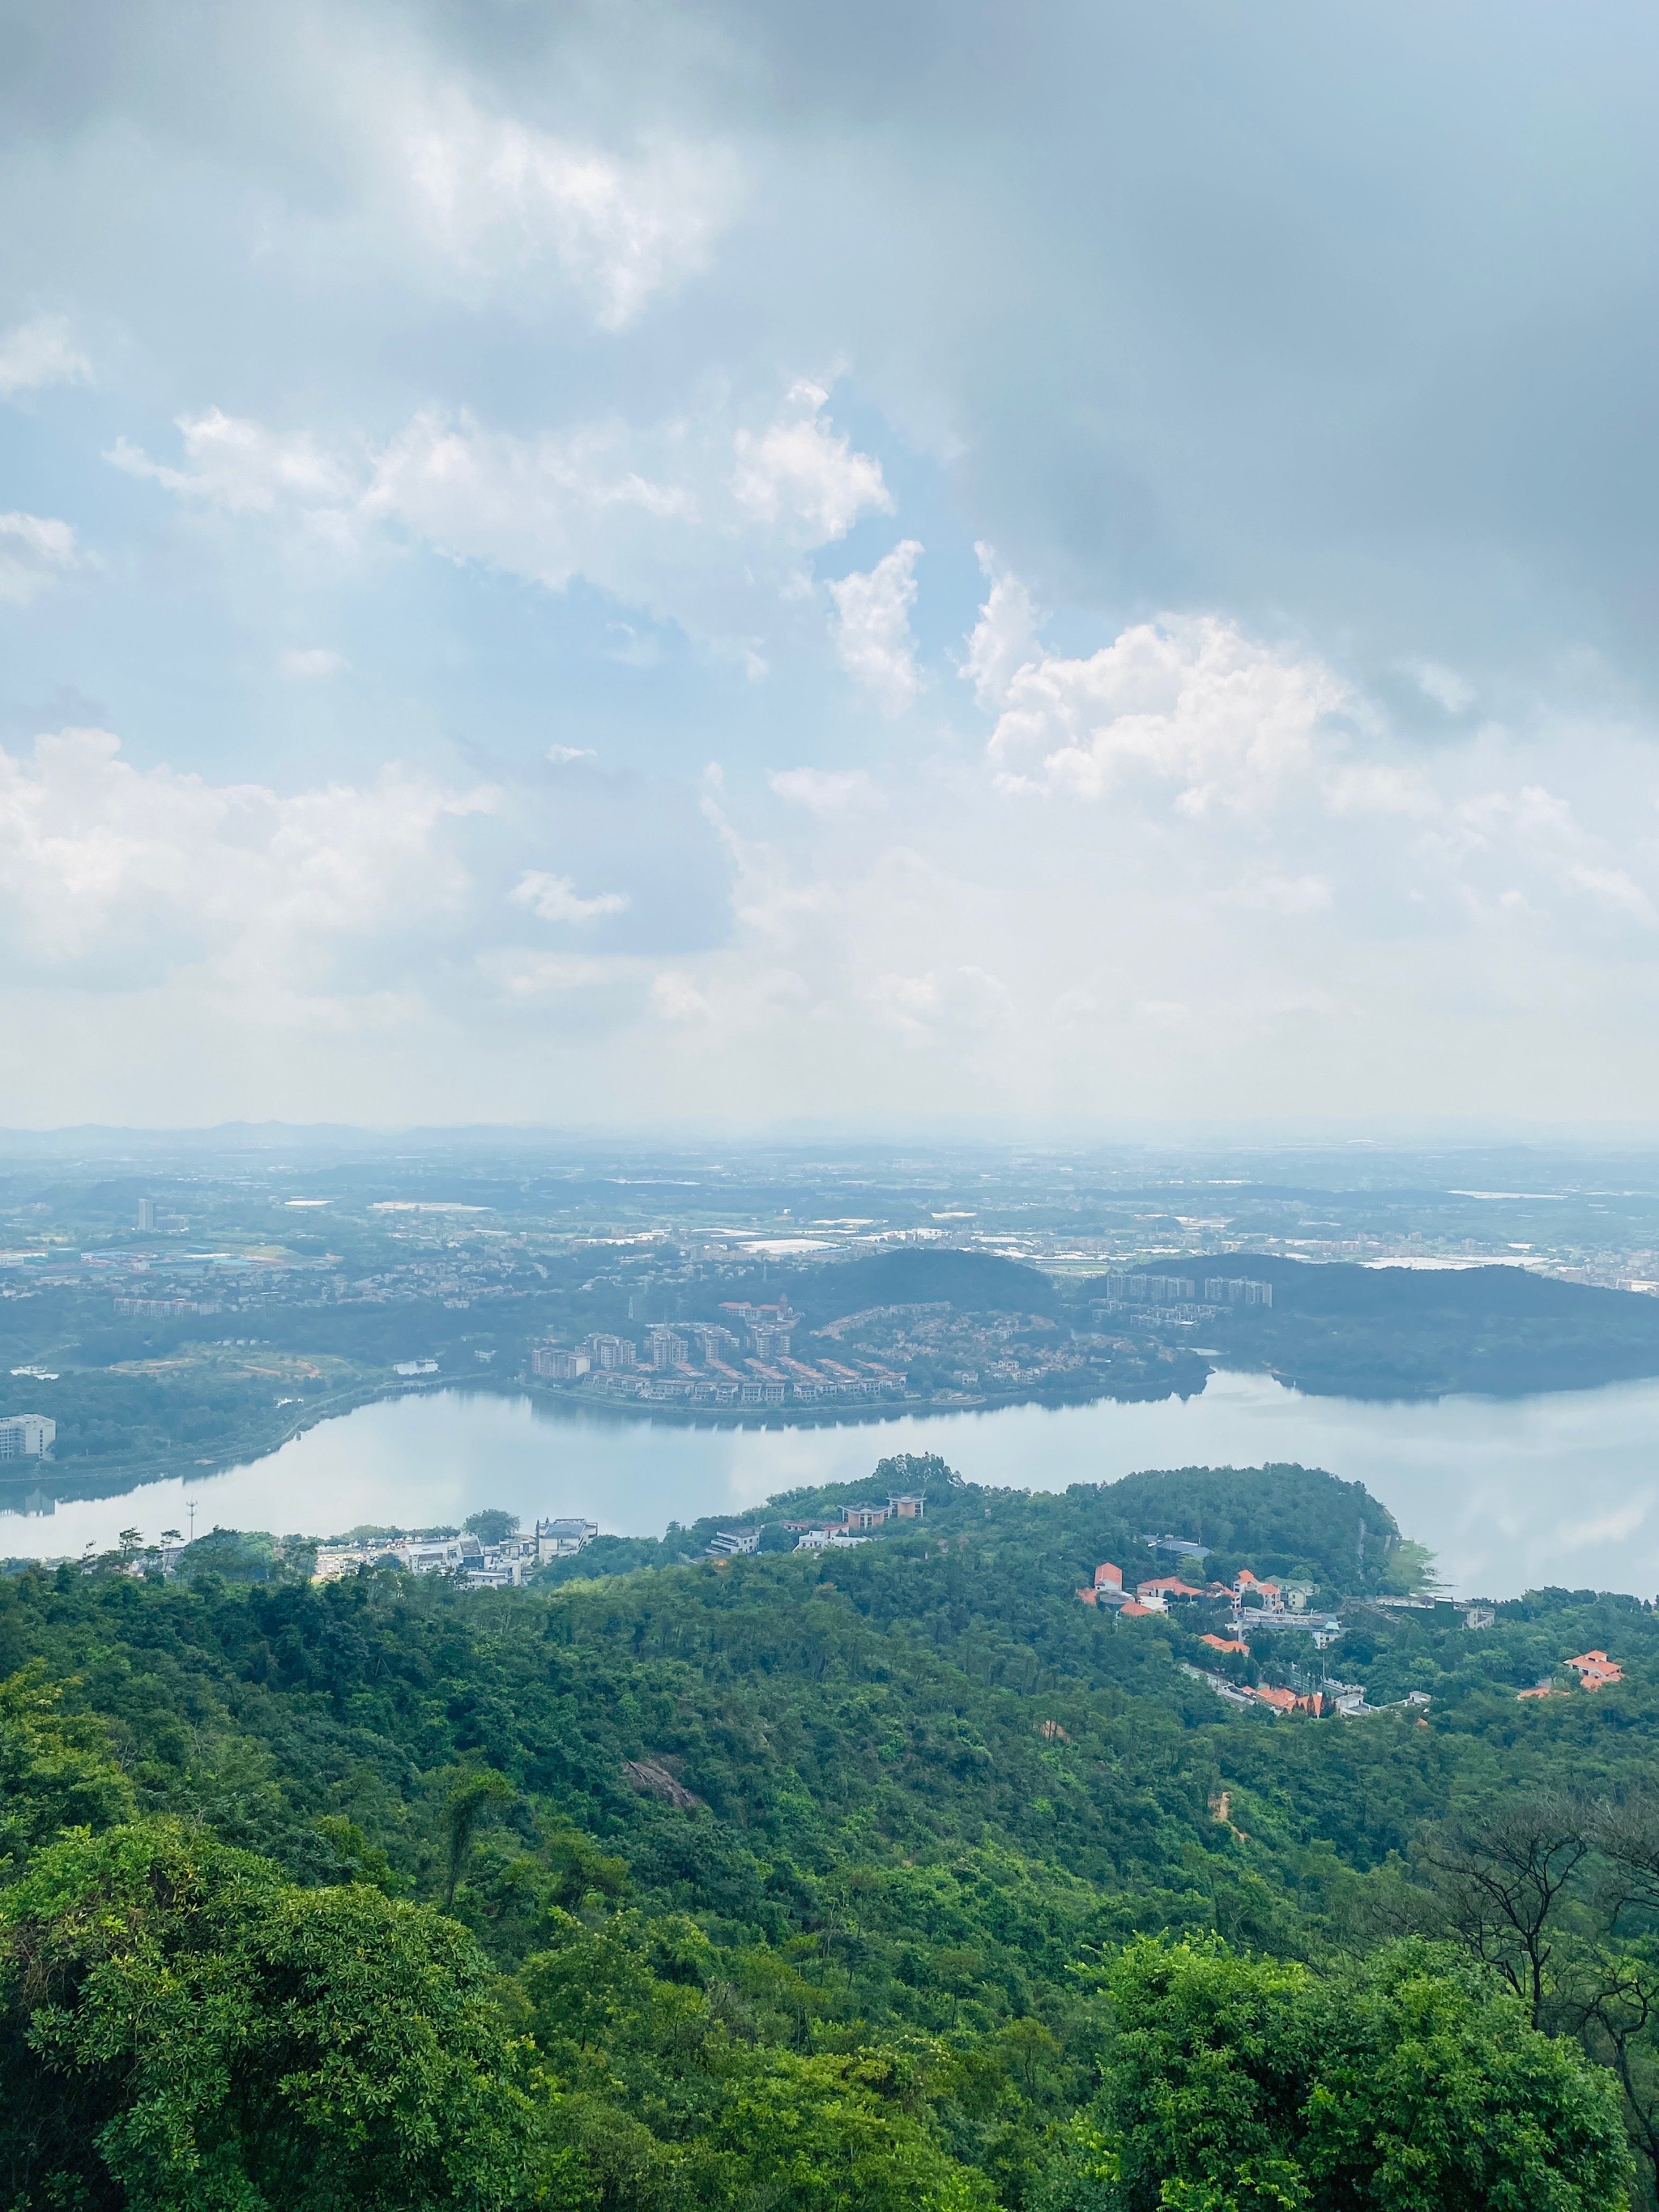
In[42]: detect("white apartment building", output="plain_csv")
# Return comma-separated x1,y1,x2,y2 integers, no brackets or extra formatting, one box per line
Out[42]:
0,1413,55,1460
532,1343,589,1379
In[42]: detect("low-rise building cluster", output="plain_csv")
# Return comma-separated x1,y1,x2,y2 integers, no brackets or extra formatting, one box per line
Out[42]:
1076,1559,1339,1643
311,1515,595,1588
789,1492,926,1548
533,1297,912,1407
1094,1273,1273,1319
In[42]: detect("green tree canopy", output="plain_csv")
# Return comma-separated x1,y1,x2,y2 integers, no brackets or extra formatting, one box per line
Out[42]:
0,1819,534,2210
1038,1937,1631,2212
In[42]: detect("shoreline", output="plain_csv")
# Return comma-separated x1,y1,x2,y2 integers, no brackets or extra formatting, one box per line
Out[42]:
0,1365,1214,1509
9,1345,1659,1518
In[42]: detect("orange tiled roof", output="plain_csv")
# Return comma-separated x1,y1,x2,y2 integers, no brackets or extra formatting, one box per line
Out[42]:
1201,1633,1250,1655
1119,1600,1156,1617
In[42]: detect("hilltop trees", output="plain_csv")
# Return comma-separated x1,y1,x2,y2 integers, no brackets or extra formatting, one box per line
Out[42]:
1038,1937,1631,2212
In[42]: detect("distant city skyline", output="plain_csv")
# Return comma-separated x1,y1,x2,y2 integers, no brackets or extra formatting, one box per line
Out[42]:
5,3,1659,1125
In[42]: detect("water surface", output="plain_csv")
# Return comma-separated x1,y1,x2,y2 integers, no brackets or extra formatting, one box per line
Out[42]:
5,1369,1658,1600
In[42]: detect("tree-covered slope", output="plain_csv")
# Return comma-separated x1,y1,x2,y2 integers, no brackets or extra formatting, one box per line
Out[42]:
2,1458,1657,2208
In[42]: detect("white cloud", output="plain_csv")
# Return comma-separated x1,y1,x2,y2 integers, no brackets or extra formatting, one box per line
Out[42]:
360,406,696,587
0,314,92,400
510,869,630,923
1410,660,1477,714
732,382,893,544
548,745,599,765
407,108,737,328
109,384,891,642
0,727,497,984
962,545,1039,711
109,410,358,519
829,540,923,715
866,964,1012,1041
985,604,1349,812
1460,784,1659,928
280,647,348,679
0,513,79,604
769,767,885,818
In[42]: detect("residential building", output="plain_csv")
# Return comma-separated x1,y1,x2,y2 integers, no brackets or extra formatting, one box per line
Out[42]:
463,1558,527,1589
842,1501,889,1531
719,1296,797,1357
1137,1575,1205,1603
1232,1569,1285,1613
0,1413,54,1460
1463,1605,1495,1629
535,1518,597,1557
1144,1533,1212,1561
1565,1649,1623,1689
582,1333,638,1370
1078,1561,1124,1605
1200,1633,1251,1656
645,1326,689,1371
888,1492,926,1518
1202,1277,1273,1307
707,1528,761,1557
136,1198,156,1232
719,1295,796,1331
1102,1273,1197,1305
532,1343,590,1380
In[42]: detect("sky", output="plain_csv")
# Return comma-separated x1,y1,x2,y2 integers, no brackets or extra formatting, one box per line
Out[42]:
6,0,1659,1129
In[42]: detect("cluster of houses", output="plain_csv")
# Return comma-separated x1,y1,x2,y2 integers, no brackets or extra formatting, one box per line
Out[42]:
787,1492,926,1550
532,1299,909,1408
1179,1662,1434,1721
1077,1560,1343,1647
1518,1648,1624,1699
311,1517,597,1588
700,1492,927,1561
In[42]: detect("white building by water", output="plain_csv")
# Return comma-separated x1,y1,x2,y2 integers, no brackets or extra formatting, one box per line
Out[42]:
0,1413,54,1460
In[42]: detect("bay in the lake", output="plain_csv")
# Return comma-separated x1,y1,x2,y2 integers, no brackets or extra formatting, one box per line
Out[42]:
6,1369,1659,1599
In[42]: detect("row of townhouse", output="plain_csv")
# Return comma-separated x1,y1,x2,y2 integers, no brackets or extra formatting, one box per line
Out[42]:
575,1354,908,1408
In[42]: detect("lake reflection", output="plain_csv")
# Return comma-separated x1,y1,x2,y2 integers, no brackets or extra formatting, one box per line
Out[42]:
3,1369,1659,1601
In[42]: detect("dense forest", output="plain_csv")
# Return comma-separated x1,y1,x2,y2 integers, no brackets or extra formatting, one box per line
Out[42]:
3,1455,1659,2206
1184,1256,1659,1398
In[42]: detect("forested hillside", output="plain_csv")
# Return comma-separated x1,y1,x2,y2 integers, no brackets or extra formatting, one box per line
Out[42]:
2,1456,1657,2207
1183,1255,1659,1397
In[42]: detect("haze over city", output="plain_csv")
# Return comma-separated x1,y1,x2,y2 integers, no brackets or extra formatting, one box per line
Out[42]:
6,2,1659,1129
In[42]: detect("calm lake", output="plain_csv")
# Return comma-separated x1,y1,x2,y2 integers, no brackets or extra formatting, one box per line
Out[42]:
5,1369,1659,1600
